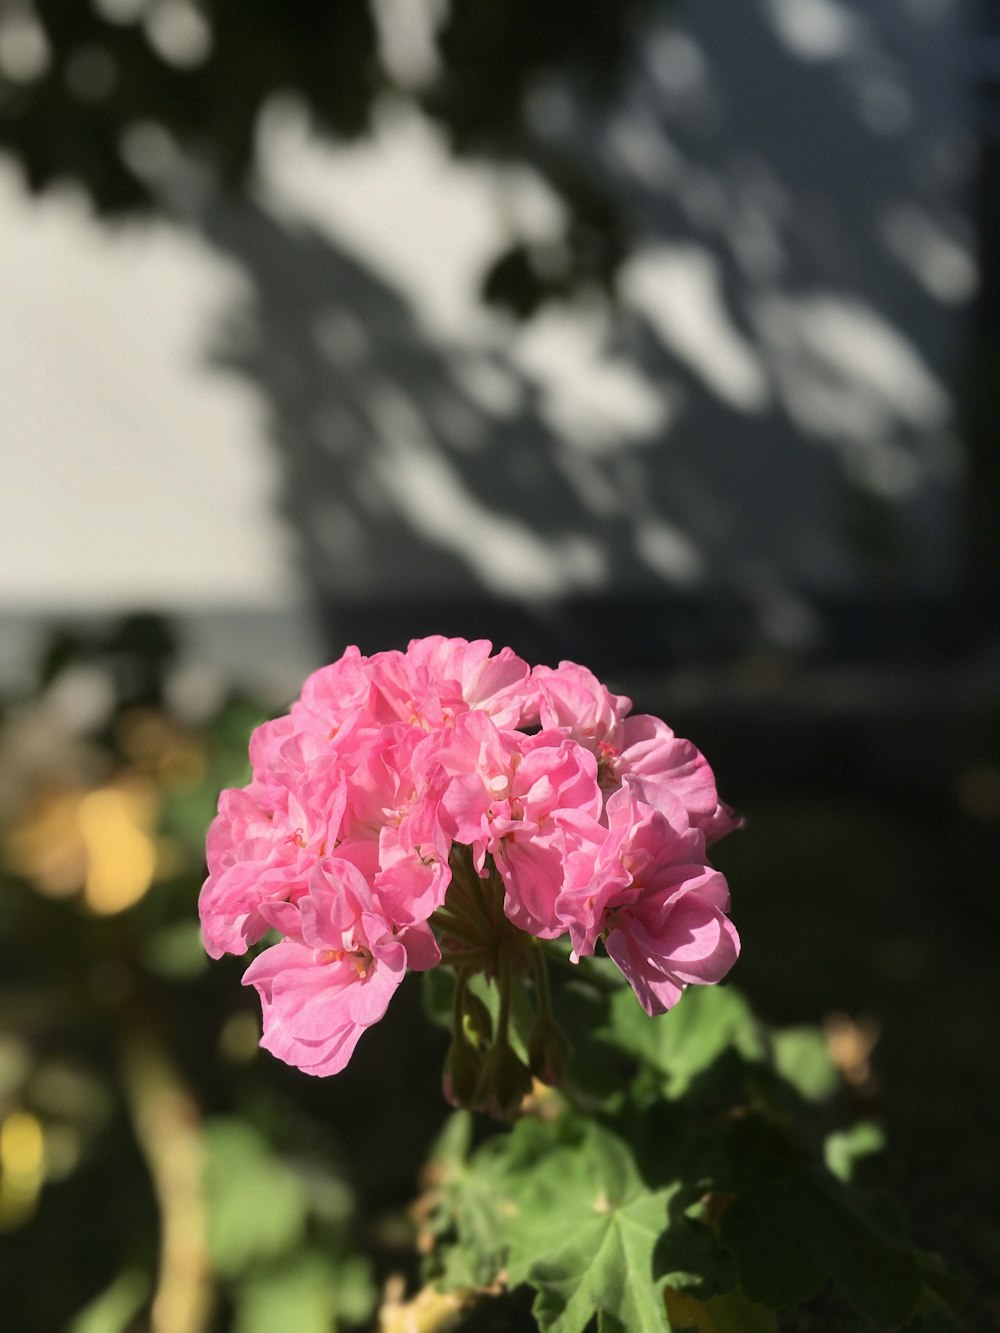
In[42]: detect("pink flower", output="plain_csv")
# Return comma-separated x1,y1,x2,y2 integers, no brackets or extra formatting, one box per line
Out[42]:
489,730,605,938
363,729,454,925
242,857,439,1077
199,772,348,958
290,645,377,748
550,781,739,1012
602,714,742,844
605,877,740,1015
431,713,605,937
533,659,740,845
557,783,703,961
534,661,631,743
404,636,538,729
200,636,741,1083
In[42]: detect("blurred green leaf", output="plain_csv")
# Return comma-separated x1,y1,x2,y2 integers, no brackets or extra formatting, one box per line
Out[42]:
654,1204,738,1301
422,965,456,1032
67,1270,149,1333
203,1118,307,1278
428,1109,475,1174
233,1251,375,1333
431,1136,511,1289
824,1120,887,1183
770,1025,840,1103
664,1284,778,1333
143,921,209,980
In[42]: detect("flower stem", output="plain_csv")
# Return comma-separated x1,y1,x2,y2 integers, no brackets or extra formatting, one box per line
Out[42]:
495,942,513,1049
531,941,553,1026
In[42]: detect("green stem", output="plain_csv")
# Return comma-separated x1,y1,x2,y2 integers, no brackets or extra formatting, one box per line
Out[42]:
495,943,513,1048
451,966,471,1041
531,941,554,1026
430,911,485,947
444,846,496,931
483,856,507,932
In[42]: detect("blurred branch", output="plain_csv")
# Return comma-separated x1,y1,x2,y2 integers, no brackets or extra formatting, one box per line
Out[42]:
120,1018,214,1333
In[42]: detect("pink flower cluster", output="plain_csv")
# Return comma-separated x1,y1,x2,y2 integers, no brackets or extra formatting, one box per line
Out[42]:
199,637,740,1077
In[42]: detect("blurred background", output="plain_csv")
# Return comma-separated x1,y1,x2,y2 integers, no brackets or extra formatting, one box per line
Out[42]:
0,0,997,1328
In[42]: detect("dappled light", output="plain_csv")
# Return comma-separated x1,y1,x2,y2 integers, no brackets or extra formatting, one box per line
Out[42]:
197,0,969,650
0,0,974,653
0,1110,45,1227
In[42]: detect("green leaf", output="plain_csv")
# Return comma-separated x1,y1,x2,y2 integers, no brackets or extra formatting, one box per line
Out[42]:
431,1132,512,1289
502,1119,673,1332
203,1118,307,1278
428,1109,475,1174
463,971,535,1063
604,985,766,1097
423,967,535,1061
143,921,209,980
654,1204,738,1300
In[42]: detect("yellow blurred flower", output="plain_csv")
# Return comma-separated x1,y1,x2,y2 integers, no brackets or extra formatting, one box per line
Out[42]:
6,777,162,915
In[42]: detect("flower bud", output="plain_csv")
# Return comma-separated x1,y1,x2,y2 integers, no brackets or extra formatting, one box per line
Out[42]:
442,1035,484,1109
473,1041,533,1120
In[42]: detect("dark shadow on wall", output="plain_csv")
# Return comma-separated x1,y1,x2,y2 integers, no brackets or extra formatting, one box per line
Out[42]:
194,0,976,673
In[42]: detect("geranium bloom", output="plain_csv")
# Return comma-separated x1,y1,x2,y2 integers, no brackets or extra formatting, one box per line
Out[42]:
605,867,739,1015
199,636,741,1084
430,713,605,937
558,782,703,961
242,857,439,1077
403,635,538,729
535,660,741,842
199,770,348,959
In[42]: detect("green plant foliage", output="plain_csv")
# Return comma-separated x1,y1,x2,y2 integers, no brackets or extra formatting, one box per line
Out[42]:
423,1113,509,1290
602,982,767,1097
663,1284,777,1333
715,1115,933,1322
0,620,385,1331
0,620,974,1330
503,1119,674,1331
424,982,965,1332
824,1120,887,1183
